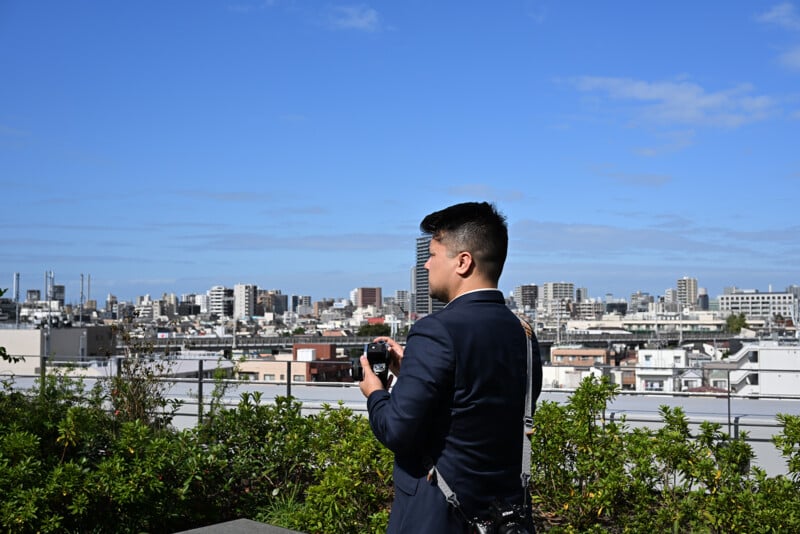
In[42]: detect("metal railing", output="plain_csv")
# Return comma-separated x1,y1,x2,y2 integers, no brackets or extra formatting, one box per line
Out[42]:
2,356,797,475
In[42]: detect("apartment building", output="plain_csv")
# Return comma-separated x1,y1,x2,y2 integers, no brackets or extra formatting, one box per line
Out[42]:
208,286,233,318
539,282,575,318
233,284,257,319
513,284,538,312
677,277,698,310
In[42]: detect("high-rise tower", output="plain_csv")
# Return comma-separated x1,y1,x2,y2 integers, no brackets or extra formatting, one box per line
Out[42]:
233,284,257,319
413,236,446,317
677,277,698,310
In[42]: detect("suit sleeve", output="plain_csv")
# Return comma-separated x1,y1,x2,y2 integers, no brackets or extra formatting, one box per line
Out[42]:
366,316,454,456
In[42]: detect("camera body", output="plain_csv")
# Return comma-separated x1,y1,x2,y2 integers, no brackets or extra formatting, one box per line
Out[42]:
469,501,529,534
351,341,390,388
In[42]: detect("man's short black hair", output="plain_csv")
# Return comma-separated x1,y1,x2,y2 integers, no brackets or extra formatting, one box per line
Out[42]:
420,201,508,283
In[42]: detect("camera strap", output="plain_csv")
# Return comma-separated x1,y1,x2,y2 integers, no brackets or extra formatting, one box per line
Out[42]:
427,318,535,515
520,318,534,490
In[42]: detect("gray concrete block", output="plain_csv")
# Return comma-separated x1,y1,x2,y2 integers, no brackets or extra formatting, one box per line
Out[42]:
173,518,305,534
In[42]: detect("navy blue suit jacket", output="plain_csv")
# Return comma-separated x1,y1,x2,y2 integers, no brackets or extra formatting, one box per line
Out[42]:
367,289,543,532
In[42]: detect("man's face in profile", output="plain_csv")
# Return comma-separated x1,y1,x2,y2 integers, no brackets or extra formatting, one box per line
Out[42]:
425,237,455,303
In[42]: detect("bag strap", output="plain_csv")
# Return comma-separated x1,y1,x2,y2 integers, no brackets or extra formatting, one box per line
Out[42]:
427,465,471,523
520,318,534,490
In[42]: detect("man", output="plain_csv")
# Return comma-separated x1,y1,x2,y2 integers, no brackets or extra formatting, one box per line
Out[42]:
360,201,543,532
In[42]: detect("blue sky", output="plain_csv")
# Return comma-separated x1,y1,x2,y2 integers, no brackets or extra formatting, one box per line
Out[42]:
2,1,799,305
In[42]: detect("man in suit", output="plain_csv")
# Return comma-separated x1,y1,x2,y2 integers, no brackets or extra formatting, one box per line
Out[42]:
360,201,543,532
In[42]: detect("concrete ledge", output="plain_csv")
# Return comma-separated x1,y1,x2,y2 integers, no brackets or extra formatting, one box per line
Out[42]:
174,518,304,534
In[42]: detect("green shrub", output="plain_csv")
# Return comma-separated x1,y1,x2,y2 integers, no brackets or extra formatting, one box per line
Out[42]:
530,376,800,533
2,365,800,533
282,404,393,533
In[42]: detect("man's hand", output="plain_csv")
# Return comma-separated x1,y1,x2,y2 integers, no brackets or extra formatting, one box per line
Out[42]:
359,355,385,398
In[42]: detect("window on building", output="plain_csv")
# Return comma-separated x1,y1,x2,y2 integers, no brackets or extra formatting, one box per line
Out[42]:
748,351,759,363
264,374,275,381
644,380,664,391
293,374,305,382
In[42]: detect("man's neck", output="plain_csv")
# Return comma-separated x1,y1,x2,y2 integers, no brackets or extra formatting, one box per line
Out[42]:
448,278,498,302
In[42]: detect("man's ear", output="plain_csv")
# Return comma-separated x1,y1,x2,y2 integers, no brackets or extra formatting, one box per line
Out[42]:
455,251,474,275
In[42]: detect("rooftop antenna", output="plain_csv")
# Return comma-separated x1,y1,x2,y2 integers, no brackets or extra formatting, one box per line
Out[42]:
13,272,20,327
44,270,53,358
80,273,85,327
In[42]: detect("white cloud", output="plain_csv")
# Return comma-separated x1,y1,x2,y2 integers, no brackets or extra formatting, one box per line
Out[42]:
0,124,28,137
589,164,672,186
603,171,672,187
757,3,800,30
328,5,380,32
226,1,276,14
634,129,696,157
178,190,275,203
524,0,547,24
182,231,408,252
446,183,526,202
571,77,775,128
511,219,729,258
779,45,800,70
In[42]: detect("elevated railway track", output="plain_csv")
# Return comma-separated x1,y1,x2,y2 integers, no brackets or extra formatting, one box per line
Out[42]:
135,331,737,356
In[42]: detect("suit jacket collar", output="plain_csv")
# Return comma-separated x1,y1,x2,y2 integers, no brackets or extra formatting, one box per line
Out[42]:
445,288,504,308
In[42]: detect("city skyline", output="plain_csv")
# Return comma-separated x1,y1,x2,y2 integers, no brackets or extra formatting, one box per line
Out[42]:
2,2,799,303
5,269,800,311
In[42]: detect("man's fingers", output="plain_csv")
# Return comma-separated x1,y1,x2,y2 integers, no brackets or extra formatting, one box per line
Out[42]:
360,355,375,376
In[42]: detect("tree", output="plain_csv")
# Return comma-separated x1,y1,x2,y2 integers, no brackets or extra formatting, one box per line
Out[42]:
0,288,22,364
356,323,391,337
725,313,749,334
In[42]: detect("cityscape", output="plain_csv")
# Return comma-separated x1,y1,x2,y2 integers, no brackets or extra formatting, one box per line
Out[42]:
2,232,799,398
3,4,800,528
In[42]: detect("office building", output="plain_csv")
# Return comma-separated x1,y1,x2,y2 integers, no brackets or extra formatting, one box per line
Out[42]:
258,290,288,315
575,287,589,303
697,288,709,311
718,289,798,320
52,285,65,307
629,291,653,313
352,287,382,309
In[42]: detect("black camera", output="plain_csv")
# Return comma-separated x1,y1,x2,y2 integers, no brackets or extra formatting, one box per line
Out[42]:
350,341,390,388
469,501,529,534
